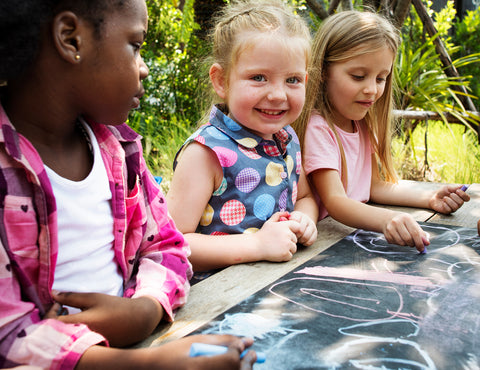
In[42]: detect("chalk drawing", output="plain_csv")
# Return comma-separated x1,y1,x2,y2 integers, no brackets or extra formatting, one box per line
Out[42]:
193,223,480,369
351,224,460,255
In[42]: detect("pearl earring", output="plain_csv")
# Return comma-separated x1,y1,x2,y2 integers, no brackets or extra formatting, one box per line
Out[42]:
75,54,81,61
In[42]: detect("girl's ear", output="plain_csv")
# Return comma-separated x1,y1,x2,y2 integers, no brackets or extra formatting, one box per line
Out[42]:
52,11,83,63
209,63,227,100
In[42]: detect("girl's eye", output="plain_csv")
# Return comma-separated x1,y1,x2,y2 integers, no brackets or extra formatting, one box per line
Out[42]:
352,75,364,81
377,77,387,83
132,42,143,53
252,75,266,82
286,76,300,84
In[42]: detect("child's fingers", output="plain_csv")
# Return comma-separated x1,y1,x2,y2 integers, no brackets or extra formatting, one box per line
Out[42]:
269,211,290,222
402,224,427,252
385,215,425,251
240,350,256,369
51,291,95,311
393,220,424,251
455,186,471,201
284,219,302,236
44,301,64,319
441,194,464,213
297,222,317,246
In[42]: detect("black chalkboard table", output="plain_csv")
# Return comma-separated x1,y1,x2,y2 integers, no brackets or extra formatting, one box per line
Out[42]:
136,181,480,368
193,222,480,368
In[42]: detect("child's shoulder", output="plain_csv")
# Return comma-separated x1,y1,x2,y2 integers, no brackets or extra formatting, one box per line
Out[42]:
306,113,330,132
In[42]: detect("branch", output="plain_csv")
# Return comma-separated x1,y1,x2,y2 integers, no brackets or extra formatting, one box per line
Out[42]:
305,0,329,19
392,0,412,27
327,0,340,15
411,0,477,112
393,109,480,124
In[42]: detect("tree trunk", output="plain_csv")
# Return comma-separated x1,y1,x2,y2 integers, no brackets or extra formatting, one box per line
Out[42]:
339,0,353,10
305,0,329,19
392,0,412,27
411,0,477,113
194,0,226,39
327,0,340,15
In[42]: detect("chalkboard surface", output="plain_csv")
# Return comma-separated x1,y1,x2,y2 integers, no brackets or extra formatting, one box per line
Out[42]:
193,223,480,369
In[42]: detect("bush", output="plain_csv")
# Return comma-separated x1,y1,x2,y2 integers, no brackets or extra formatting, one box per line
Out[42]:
453,7,480,103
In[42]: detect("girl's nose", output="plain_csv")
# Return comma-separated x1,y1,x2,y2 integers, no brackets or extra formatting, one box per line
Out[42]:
267,83,287,101
139,58,149,80
363,78,377,95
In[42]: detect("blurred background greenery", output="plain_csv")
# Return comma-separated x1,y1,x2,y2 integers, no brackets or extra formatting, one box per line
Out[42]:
128,0,480,192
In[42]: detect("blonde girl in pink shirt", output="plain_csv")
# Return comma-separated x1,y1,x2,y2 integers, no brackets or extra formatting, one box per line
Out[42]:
294,11,469,252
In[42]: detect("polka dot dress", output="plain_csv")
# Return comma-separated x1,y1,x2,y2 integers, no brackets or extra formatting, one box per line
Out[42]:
174,105,302,236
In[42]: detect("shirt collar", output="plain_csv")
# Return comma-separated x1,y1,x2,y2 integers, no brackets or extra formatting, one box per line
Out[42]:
210,104,292,155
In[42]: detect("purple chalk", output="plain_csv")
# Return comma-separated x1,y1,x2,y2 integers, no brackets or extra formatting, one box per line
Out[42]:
461,184,469,192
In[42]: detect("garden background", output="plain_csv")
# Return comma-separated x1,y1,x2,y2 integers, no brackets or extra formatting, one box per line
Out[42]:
129,0,480,193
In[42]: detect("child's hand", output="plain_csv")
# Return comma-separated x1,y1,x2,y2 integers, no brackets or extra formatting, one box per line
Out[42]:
288,211,318,246
429,185,470,214
145,335,256,370
48,291,163,347
254,212,300,262
76,334,256,370
383,212,429,252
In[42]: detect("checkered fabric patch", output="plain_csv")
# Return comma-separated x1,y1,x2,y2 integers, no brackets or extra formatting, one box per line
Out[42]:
239,145,261,159
292,181,298,204
264,144,281,157
220,199,246,226
296,151,302,174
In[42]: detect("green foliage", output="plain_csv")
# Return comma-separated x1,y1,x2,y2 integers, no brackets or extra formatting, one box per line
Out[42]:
395,35,479,130
394,1,480,183
393,121,480,184
453,7,480,101
127,1,209,186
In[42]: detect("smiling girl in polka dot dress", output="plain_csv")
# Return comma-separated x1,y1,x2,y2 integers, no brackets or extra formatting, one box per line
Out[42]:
167,0,318,279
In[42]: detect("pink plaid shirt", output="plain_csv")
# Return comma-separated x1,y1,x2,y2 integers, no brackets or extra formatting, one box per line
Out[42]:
0,103,192,369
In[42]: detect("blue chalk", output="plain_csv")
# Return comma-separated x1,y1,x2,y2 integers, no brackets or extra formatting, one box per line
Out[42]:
461,184,469,192
189,343,266,363
419,246,427,254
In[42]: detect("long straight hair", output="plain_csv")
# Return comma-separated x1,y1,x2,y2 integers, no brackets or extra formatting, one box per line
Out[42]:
293,10,400,187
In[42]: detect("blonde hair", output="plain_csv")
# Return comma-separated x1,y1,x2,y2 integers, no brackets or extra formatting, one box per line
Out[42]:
293,10,400,186
206,0,311,106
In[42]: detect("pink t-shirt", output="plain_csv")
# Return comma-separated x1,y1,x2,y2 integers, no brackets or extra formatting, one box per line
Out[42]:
303,114,373,220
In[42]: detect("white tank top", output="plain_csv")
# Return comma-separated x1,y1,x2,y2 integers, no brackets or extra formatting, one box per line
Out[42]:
47,121,123,313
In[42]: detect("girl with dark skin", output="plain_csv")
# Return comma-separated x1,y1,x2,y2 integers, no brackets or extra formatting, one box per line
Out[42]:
0,0,255,368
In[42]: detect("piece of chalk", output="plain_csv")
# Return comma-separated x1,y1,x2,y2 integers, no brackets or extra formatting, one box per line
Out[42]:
461,184,469,192
189,343,266,363
419,234,429,254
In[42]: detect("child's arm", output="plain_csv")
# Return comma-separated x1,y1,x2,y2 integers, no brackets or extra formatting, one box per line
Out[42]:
310,167,428,251
369,170,469,213
289,167,318,246
167,142,303,272
49,292,164,347
75,335,255,370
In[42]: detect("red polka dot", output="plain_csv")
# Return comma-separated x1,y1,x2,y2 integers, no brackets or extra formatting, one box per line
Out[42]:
220,200,246,226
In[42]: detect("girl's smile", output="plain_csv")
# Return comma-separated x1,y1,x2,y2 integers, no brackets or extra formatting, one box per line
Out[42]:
211,33,308,140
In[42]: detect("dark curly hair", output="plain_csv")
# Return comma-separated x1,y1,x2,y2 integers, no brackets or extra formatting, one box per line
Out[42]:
0,0,126,82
